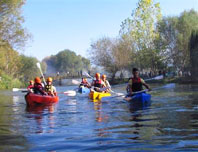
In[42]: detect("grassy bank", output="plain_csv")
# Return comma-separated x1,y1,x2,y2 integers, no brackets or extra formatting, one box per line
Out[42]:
0,73,24,90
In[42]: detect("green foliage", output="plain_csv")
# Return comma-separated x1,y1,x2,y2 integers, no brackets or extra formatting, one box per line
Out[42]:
43,49,91,76
0,72,22,89
0,44,21,77
0,0,29,49
157,9,198,71
120,0,162,71
19,55,41,82
0,0,43,89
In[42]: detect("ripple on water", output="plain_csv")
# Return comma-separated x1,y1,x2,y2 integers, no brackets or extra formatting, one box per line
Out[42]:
1,84,198,151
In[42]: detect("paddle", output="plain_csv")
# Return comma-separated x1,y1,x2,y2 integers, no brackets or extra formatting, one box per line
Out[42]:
13,87,76,96
36,62,46,85
12,88,28,92
82,71,122,95
72,79,81,85
145,75,164,81
62,90,76,96
101,83,175,101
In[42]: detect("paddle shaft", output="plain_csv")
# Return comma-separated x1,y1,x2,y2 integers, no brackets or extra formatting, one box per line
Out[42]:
37,62,46,85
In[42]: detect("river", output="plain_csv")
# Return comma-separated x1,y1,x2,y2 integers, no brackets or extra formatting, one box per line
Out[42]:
0,83,198,151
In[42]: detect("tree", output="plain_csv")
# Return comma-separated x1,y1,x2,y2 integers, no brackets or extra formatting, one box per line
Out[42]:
19,55,41,82
157,10,198,71
189,30,198,78
0,43,21,77
88,37,132,79
120,0,162,71
0,0,30,49
43,49,91,76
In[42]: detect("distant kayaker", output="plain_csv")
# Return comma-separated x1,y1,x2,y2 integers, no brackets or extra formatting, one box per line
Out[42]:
33,77,47,95
91,73,105,92
45,77,57,96
127,68,151,95
101,74,111,93
27,80,34,93
79,78,91,88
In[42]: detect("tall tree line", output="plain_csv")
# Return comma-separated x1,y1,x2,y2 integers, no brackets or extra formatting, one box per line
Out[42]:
0,0,41,89
88,0,198,79
43,49,91,77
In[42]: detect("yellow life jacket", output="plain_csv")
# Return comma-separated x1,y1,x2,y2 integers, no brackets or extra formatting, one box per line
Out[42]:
45,84,53,92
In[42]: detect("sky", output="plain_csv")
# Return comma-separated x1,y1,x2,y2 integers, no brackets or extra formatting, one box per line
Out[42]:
22,0,198,61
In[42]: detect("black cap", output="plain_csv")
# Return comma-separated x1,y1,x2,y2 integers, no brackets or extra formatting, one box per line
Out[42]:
133,68,139,72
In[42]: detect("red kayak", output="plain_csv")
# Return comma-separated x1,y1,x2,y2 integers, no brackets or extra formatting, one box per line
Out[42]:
25,93,59,106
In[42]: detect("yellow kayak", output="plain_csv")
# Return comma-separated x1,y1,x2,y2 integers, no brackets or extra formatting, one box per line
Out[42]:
89,90,111,101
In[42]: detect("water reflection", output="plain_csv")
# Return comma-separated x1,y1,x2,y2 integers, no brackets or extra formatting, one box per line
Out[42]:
129,99,151,113
1,84,198,151
93,101,108,123
26,104,56,134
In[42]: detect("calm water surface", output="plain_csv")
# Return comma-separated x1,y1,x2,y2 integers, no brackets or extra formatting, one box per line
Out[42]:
0,84,198,151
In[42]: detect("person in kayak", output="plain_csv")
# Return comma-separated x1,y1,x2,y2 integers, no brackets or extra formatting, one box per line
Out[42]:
91,73,105,92
79,78,91,88
127,68,151,95
33,77,47,95
27,80,34,92
45,77,57,96
101,74,111,93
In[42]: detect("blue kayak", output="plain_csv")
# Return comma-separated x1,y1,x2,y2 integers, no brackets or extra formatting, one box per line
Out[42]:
127,93,151,111
78,87,90,94
131,92,151,103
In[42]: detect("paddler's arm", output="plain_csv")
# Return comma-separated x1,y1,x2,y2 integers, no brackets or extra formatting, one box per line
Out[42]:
52,86,57,96
141,79,151,91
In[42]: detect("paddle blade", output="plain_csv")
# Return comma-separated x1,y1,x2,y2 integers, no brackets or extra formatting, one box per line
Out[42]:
153,75,164,80
82,71,92,78
145,75,164,81
12,88,27,92
114,92,125,96
63,90,76,96
36,62,41,69
12,88,20,92
72,79,81,85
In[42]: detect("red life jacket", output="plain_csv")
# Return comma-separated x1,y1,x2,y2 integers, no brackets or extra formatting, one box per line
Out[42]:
131,77,143,92
27,84,34,89
94,79,102,88
81,80,89,85
34,83,45,95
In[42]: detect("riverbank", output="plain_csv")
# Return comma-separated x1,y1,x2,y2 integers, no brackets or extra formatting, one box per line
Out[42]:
165,76,198,84
109,76,198,85
0,73,23,90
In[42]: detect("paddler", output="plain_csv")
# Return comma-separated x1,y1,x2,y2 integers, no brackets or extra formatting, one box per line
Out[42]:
79,78,91,88
127,68,151,95
45,77,57,96
91,73,105,92
33,77,47,95
27,80,34,92
101,74,111,93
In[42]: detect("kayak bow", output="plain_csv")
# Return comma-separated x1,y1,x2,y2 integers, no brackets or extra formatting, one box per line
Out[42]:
25,93,59,106
89,90,111,101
